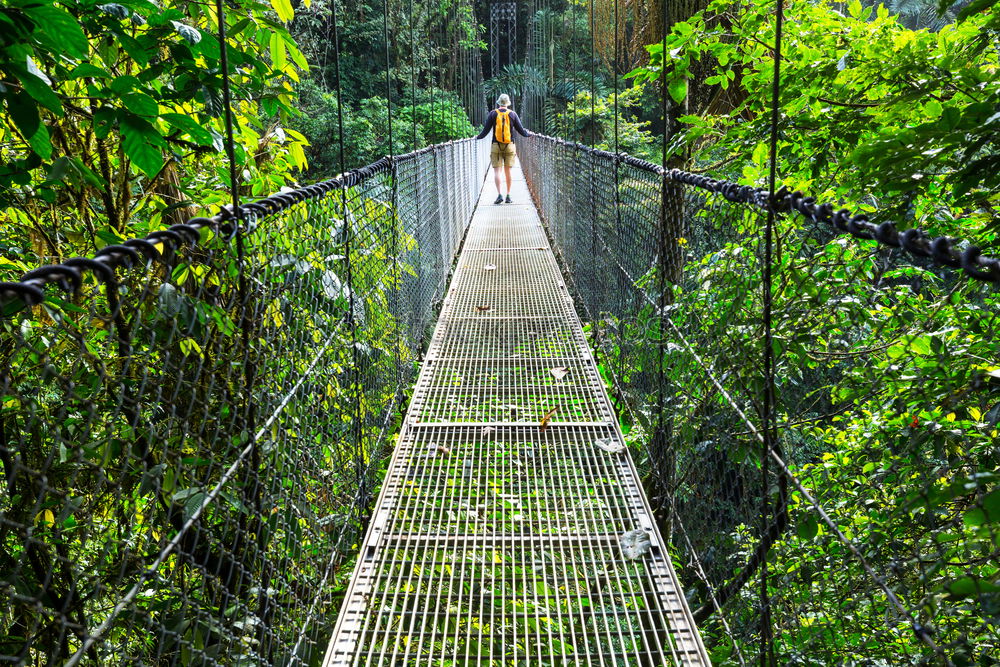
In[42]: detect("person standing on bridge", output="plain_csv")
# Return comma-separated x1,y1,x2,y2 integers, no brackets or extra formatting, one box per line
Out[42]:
475,94,531,205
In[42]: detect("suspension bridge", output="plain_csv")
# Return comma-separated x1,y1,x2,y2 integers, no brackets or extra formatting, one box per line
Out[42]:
2,0,999,665
324,163,708,665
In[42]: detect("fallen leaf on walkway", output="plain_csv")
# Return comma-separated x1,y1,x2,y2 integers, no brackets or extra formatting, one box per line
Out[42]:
595,438,625,454
620,529,652,560
475,306,491,312
549,366,570,380
484,264,497,271
539,407,557,432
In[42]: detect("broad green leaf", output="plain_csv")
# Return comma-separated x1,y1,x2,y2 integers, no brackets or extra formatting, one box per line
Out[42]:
796,513,819,540
7,90,41,140
111,75,142,94
161,113,216,147
122,92,159,117
286,41,309,70
269,0,294,22
120,114,165,177
25,4,89,59
183,491,206,520
965,489,1000,526
668,78,688,104
946,577,1000,600
17,61,63,115
25,124,53,160
70,63,112,79
287,141,307,169
170,20,202,44
98,3,131,20
269,31,287,69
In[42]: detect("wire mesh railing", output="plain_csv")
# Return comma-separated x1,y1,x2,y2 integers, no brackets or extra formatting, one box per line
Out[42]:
0,138,488,666
521,133,1000,665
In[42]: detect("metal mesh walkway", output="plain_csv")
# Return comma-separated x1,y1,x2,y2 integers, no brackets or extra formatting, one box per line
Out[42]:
324,165,710,666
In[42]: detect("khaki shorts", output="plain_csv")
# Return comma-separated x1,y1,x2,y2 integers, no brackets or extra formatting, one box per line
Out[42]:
490,142,517,168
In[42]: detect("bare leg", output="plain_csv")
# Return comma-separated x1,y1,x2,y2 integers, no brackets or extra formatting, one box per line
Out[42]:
493,166,503,194
504,165,513,195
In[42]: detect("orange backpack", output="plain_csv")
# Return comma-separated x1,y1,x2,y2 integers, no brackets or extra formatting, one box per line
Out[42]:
494,109,512,143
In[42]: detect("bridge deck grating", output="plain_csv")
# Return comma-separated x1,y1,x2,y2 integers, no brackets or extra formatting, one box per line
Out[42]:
324,166,709,666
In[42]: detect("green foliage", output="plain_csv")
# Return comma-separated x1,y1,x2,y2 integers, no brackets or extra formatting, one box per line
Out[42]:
555,88,658,159
613,0,1000,660
1,175,420,663
627,0,999,239
0,0,309,275
0,0,486,662
290,82,474,174
398,93,476,144
291,0,484,109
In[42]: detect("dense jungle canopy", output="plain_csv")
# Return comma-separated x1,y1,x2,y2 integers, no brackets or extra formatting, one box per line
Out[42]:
1,0,998,664
1,0,996,270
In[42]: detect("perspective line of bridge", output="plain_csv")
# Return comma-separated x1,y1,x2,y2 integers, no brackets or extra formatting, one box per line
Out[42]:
322,164,711,666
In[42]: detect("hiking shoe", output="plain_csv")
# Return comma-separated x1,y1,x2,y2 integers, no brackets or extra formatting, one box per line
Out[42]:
505,195,513,204
494,194,504,205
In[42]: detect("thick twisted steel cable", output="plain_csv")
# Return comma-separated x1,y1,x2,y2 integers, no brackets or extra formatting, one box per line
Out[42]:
0,145,470,310
521,135,1000,284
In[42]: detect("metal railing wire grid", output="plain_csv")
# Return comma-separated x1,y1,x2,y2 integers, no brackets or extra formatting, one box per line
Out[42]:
324,171,710,666
521,133,1000,664
0,138,488,665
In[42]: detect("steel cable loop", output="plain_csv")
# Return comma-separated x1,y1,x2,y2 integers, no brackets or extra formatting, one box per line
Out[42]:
527,133,1000,284
0,281,46,305
0,139,483,315
94,243,144,267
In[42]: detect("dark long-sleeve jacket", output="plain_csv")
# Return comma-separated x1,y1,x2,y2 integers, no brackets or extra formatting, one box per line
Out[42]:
475,108,531,142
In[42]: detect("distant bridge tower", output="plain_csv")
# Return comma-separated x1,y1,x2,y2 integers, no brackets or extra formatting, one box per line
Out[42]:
489,1,517,78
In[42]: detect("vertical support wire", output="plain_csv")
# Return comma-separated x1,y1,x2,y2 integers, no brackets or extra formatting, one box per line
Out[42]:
612,0,619,155
589,0,596,148
409,0,417,150
760,0,785,662
384,0,406,406
655,0,671,524
611,0,623,378
215,0,267,651
329,1,367,513
215,0,255,455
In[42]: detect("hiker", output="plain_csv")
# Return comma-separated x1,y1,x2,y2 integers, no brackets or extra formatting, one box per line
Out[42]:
475,94,531,204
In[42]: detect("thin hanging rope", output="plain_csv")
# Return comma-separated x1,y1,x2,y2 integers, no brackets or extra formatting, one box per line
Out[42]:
760,0,785,660
409,0,417,149
589,0,596,147
328,0,365,501
612,0,619,154
383,0,394,155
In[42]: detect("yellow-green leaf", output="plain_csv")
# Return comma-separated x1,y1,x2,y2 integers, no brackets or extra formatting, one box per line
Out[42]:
270,0,294,22
269,31,287,69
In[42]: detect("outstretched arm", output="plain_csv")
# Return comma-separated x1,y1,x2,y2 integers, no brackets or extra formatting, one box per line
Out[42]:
510,111,531,138
475,110,497,140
